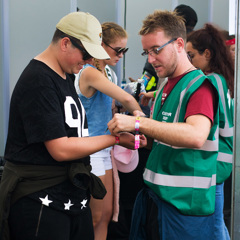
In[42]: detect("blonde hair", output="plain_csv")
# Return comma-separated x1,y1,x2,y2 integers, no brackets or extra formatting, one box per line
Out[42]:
139,10,186,42
93,58,102,72
101,22,128,45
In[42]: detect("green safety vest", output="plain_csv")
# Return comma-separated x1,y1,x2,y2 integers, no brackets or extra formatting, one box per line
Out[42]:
143,70,219,216
208,73,234,184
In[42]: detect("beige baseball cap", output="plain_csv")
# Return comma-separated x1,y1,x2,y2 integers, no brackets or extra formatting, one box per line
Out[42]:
56,12,110,59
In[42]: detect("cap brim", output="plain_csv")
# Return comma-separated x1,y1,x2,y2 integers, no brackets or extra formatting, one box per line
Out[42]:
82,40,110,60
113,146,139,173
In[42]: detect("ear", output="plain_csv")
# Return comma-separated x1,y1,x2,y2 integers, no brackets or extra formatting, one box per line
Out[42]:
204,49,211,59
60,37,70,52
175,38,185,52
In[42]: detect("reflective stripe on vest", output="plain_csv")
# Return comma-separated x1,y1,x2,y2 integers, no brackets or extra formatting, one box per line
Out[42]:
144,168,216,189
173,75,203,122
209,73,233,138
217,152,233,163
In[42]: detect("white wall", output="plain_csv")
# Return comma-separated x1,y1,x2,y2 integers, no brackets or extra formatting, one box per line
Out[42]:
9,0,71,94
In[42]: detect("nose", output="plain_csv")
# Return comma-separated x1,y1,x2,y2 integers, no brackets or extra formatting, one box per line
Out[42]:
117,52,124,58
147,54,156,64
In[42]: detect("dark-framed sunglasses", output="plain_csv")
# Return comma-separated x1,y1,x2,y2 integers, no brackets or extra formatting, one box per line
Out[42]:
103,42,128,56
68,38,93,60
141,38,177,57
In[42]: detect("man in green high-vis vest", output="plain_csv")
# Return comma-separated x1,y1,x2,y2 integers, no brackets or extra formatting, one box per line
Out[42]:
107,10,222,240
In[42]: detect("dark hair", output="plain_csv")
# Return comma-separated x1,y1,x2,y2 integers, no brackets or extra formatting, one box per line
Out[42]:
174,4,198,33
52,29,82,46
187,23,234,98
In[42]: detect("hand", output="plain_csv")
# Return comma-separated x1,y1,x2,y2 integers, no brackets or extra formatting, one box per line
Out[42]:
118,132,147,149
139,91,155,106
133,110,146,117
108,114,136,135
128,77,137,82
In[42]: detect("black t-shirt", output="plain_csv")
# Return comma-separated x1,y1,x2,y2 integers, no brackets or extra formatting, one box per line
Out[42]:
4,59,90,214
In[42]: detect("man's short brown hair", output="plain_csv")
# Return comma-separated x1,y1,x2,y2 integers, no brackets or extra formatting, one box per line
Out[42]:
139,10,186,42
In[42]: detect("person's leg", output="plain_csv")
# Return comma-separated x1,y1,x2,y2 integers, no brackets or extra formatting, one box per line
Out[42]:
161,200,215,240
224,174,232,232
70,206,94,240
92,169,113,240
9,197,70,240
130,187,216,240
89,155,106,229
214,183,230,240
90,151,113,240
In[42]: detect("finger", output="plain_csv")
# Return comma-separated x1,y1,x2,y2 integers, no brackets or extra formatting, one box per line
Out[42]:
133,110,141,117
129,77,137,82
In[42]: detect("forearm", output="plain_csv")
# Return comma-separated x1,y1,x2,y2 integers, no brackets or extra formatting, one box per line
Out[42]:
140,118,196,147
45,135,116,162
45,132,146,162
108,114,211,148
120,95,142,114
139,117,209,148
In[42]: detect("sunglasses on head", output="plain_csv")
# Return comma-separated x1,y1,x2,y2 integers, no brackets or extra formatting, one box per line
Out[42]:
103,42,128,56
68,38,93,60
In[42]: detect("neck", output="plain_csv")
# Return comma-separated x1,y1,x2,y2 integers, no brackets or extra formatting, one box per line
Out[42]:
182,65,196,74
172,54,196,78
35,45,66,79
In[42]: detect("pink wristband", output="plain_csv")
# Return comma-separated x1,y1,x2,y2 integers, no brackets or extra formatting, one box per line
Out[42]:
115,136,120,145
135,117,140,149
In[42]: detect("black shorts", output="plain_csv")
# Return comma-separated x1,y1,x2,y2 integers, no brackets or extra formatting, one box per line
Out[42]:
9,196,94,240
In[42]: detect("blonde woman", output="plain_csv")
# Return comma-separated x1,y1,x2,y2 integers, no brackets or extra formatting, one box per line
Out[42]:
75,22,144,240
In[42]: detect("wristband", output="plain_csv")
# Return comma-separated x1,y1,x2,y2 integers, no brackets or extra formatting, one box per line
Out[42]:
135,117,140,149
153,90,157,98
115,136,120,145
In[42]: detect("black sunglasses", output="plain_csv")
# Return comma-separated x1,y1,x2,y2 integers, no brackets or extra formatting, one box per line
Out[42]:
103,42,128,56
68,38,93,60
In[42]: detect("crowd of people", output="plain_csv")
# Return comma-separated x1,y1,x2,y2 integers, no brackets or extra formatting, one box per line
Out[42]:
0,4,235,240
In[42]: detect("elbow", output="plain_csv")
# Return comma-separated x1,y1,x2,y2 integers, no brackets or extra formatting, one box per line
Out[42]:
50,151,69,162
124,95,134,105
122,95,137,109
190,137,206,149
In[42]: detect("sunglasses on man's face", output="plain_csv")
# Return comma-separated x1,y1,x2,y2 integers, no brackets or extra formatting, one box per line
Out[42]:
103,42,128,56
69,38,93,60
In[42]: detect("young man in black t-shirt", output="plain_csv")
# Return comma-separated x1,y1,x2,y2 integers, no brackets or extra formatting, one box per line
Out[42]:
0,12,146,240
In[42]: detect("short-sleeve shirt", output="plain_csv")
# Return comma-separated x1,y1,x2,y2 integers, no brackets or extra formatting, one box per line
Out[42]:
162,71,216,123
4,59,90,214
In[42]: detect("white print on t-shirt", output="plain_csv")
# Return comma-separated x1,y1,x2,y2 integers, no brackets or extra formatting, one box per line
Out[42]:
64,96,89,137
64,199,74,210
81,198,88,209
